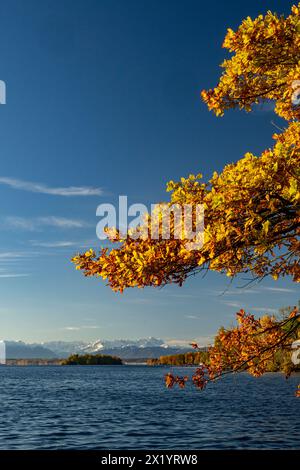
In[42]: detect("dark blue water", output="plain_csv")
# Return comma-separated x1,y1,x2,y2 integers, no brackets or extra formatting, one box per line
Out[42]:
0,366,299,449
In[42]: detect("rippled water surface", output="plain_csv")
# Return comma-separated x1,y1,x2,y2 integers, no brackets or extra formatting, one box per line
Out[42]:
0,366,299,449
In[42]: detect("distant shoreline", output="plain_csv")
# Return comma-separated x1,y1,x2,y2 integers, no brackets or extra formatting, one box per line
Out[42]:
2,357,123,366
3,359,63,366
1,357,153,366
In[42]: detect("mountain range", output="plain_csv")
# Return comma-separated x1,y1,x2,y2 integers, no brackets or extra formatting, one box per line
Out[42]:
2,337,195,360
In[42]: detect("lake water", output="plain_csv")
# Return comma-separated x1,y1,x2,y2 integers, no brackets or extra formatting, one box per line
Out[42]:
0,366,299,449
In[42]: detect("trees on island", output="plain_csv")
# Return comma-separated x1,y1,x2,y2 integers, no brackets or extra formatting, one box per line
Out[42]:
62,354,122,365
72,4,300,395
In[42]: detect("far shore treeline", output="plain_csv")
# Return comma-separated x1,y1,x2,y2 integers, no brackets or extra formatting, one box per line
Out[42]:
2,354,123,366
147,350,300,373
147,351,209,367
3,348,300,373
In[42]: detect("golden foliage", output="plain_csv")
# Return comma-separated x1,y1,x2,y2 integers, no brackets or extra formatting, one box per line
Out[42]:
72,122,300,290
71,4,300,395
165,307,300,392
72,5,300,290
201,3,300,120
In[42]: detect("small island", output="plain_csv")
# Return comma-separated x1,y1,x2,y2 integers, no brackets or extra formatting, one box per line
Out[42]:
61,353,123,365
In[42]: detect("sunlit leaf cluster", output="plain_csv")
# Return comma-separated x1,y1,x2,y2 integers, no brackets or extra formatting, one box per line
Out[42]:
201,3,300,120
72,122,300,290
166,307,300,394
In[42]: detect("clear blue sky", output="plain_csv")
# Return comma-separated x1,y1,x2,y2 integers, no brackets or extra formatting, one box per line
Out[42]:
0,0,298,344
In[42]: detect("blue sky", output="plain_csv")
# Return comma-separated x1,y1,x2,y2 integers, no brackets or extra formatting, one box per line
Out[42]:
0,0,298,344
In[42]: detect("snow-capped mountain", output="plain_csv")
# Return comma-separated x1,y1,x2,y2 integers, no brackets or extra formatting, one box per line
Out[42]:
42,337,170,356
1,337,195,359
41,340,87,355
80,340,104,353
1,337,209,359
79,337,166,352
